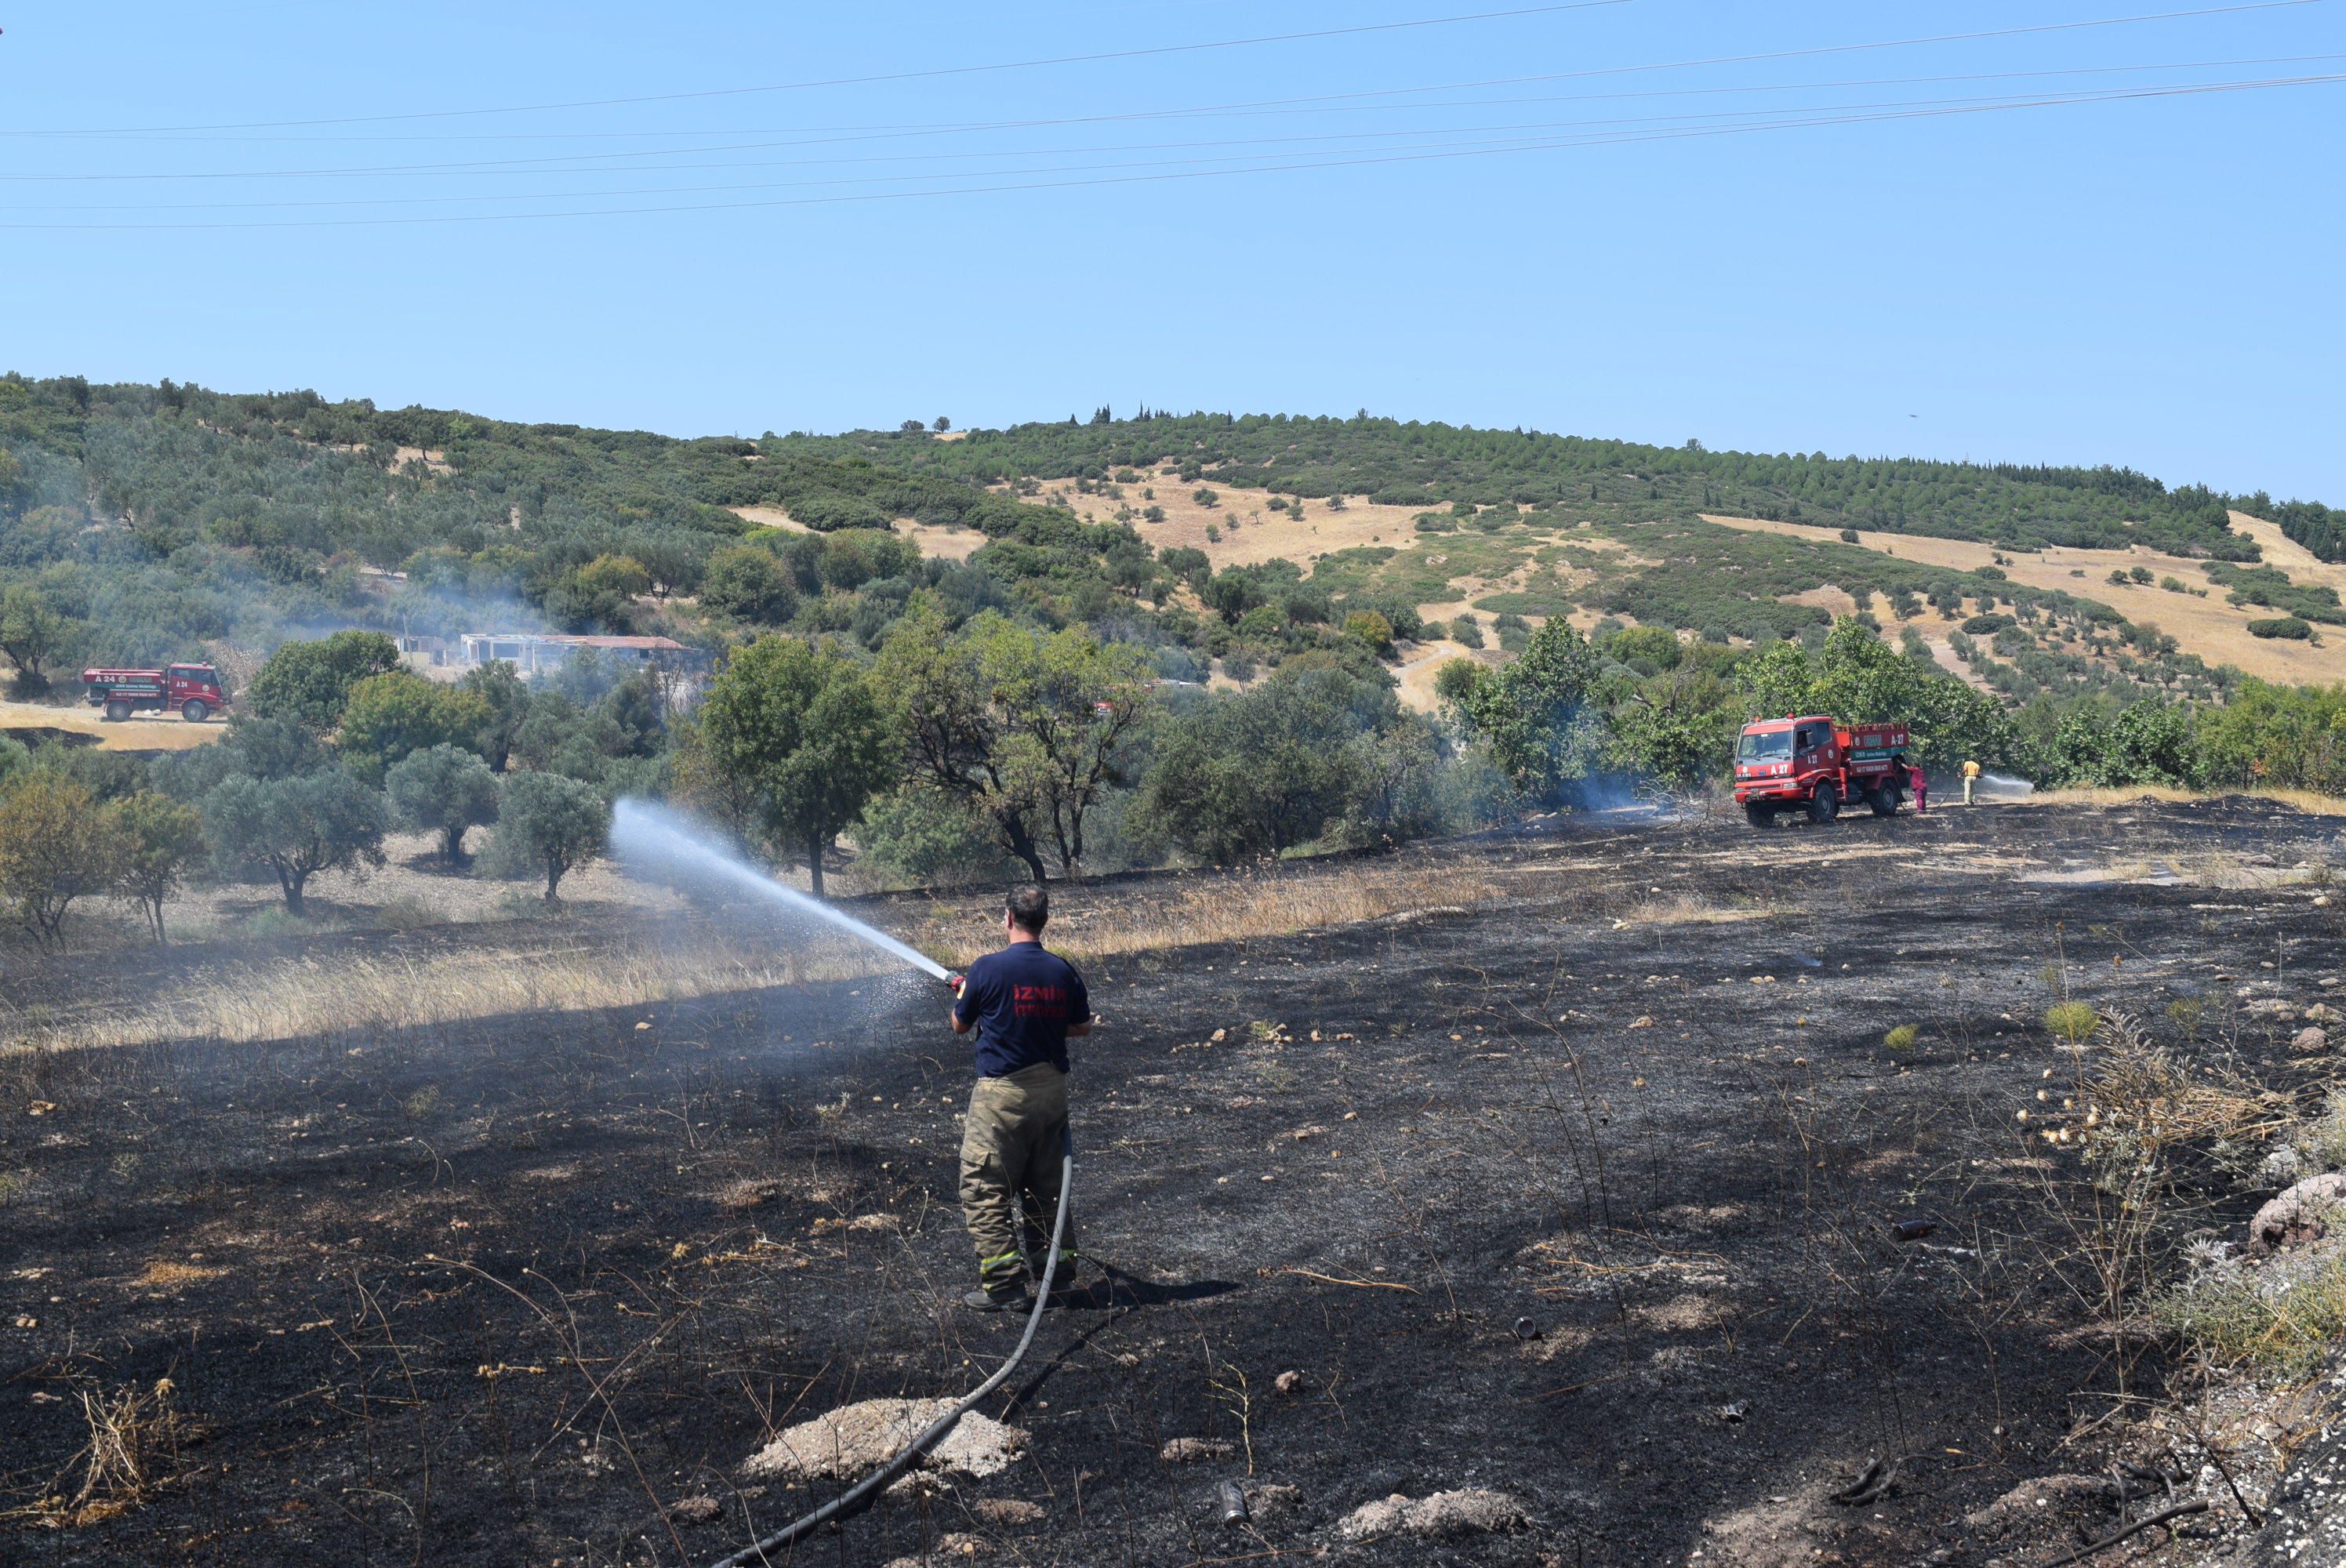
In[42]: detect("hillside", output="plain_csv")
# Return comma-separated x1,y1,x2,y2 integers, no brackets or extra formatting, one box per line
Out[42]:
1,372,2339,770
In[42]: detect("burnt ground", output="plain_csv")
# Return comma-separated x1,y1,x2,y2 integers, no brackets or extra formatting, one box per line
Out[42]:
2,796,2343,1568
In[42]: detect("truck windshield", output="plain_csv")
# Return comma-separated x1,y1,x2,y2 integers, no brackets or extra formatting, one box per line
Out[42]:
1738,731,1792,760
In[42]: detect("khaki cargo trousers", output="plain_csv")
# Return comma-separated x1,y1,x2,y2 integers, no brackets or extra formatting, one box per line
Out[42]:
959,1062,1077,1297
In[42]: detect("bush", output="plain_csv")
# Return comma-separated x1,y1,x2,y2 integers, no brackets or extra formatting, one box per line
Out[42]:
0,773,128,947
336,672,494,786
1449,615,1484,649
1960,613,2015,636
2043,1001,2098,1044
245,630,402,731
1883,1024,1919,1054
1433,658,1484,702
858,785,1017,888
2249,617,2314,640
2153,1247,2346,1374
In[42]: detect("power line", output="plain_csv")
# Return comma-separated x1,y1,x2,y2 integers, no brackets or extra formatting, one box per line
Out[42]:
0,0,2320,140
2,71,2330,230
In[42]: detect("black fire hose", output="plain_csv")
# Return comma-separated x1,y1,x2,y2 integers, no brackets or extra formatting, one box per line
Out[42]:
706,1128,1073,1568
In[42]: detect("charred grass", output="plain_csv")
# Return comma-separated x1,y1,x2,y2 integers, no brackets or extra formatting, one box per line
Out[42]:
0,795,2343,1566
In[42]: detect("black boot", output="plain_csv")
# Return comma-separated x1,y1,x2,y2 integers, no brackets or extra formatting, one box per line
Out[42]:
963,1286,1029,1312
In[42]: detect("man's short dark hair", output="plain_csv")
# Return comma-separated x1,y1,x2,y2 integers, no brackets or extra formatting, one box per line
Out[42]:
1005,883,1049,934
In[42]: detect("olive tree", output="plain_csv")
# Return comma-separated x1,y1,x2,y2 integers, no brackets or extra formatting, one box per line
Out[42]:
202,768,387,915
490,771,609,903
386,743,500,864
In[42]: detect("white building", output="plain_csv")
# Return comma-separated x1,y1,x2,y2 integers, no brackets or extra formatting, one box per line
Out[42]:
456,632,695,673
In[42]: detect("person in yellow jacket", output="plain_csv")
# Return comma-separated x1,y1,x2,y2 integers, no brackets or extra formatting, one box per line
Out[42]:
1962,758,1981,805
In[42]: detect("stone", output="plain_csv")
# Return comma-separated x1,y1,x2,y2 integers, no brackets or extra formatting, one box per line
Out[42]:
666,1495,721,1523
1274,1370,1302,1393
2293,1026,2330,1055
742,1399,1027,1483
1160,1437,1235,1464
2250,1173,2346,1252
1335,1488,1526,1541
969,1498,1044,1525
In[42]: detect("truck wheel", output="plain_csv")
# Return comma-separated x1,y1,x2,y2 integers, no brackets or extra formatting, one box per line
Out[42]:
181,699,209,723
1744,804,1777,828
1807,784,1839,824
104,699,129,722
1868,788,1897,817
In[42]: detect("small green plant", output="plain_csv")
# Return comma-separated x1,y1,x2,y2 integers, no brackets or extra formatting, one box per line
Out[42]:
2153,1247,2346,1374
1883,1024,1919,1054
1256,1063,1298,1093
2166,996,2205,1040
814,1092,852,1126
110,1152,142,1181
0,1171,19,1206
2036,964,2064,990
2044,1001,2098,1044
1247,1020,1281,1041
1206,1361,1258,1475
401,1086,441,1120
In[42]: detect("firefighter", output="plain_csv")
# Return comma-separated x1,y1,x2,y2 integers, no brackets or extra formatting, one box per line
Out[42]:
1907,759,1929,814
949,883,1091,1312
1963,757,1981,806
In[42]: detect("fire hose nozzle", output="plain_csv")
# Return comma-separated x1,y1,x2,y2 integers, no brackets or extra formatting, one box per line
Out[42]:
946,973,966,996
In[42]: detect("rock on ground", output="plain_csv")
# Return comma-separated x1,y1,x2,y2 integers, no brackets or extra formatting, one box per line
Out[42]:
968,1498,1044,1525
741,1399,1027,1482
1336,1489,1526,1541
2250,1173,2346,1252
1159,1437,1234,1463
2293,1026,2330,1055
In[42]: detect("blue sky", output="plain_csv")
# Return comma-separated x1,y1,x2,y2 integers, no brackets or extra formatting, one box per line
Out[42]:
2,2,2341,500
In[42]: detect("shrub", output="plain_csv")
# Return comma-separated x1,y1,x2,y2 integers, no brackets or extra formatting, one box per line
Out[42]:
336,672,494,786
1883,1024,1919,1054
0,773,129,948
2249,617,2314,640
1960,613,2015,636
1449,616,1484,649
2043,1001,2098,1044
2152,1246,2346,1374
1342,610,1394,654
700,544,799,625
1433,658,1484,702
245,630,402,731
1193,488,1220,508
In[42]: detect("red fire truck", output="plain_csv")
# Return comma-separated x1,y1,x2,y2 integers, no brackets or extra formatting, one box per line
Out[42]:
1733,715,1912,826
81,664,231,723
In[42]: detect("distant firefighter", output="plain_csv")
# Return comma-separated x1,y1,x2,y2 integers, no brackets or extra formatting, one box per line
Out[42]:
1963,757,1981,806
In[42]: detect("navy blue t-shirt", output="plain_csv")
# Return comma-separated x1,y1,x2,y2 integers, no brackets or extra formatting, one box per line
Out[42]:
953,942,1091,1077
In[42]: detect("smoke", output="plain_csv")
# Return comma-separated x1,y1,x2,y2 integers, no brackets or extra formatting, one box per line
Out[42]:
609,800,949,980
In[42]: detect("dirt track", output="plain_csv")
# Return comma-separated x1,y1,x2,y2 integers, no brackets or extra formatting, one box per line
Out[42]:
2,797,2340,1566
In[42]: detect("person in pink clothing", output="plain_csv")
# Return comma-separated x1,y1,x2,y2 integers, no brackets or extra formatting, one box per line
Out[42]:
1906,760,1928,813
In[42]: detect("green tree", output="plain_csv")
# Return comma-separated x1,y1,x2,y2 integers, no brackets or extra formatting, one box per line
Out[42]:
459,659,530,771
702,634,895,897
489,771,609,902
335,671,494,785
1456,618,1608,802
1609,664,1742,788
112,789,205,942
1135,667,1374,859
967,613,1156,877
0,583,86,699
873,597,1052,879
0,772,129,947
245,630,402,731
574,554,651,600
202,768,388,915
386,743,501,863
700,544,800,625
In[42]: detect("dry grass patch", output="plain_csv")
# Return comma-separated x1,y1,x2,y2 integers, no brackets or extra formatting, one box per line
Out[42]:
895,858,1509,967
1614,892,1776,926
135,1261,227,1288
2028,785,2346,816
8,932,896,1055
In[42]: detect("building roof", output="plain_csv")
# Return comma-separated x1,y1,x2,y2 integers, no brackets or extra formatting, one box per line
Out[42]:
463,633,688,652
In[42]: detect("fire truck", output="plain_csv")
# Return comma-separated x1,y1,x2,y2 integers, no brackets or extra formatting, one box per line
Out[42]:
1733,715,1912,826
81,664,230,723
